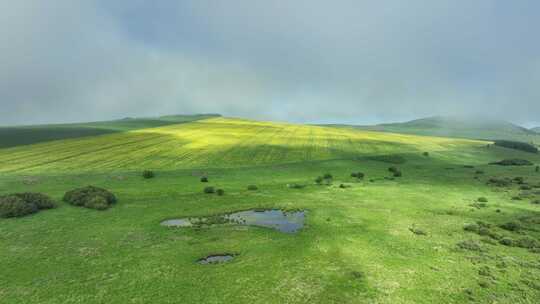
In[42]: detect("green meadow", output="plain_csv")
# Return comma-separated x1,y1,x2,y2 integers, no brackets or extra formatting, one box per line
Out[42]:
1,117,540,303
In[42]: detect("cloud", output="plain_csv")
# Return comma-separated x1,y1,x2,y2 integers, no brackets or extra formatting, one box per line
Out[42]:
1,1,540,125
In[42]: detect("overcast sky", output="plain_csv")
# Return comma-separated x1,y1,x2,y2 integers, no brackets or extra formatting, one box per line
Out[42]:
1,1,540,126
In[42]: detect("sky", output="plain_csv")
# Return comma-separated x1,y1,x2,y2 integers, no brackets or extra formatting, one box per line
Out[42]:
1,1,540,127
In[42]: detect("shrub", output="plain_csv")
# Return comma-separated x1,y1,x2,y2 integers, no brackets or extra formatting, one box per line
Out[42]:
490,159,533,166
247,185,258,191
477,197,488,203
515,236,540,249
475,170,484,175
493,140,538,154
84,196,109,210
14,192,55,209
63,186,117,210
203,186,215,194
514,177,525,184
216,189,225,196
323,173,333,180
200,177,209,183
423,152,429,157
393,170,402,177
0,195,38,218
500,221,521,232
315,176,324,185
366,154,406,164
499,238,514,246
142,170,155,179
520,185,532,190
351,172,365,180
536,165,540,172
388,166,398,173
486,178,512,187
288,183,306,189
457,240,483,251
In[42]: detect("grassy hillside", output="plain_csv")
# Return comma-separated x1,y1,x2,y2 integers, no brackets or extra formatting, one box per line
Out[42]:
532,127,540,133
0,117,485,174
340,116,540,144
2,117,540,304
0,114,220,149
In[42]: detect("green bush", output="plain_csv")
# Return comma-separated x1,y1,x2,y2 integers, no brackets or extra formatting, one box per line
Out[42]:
0,195,38,218
216,189,225,196
351,172,365,180
247,185,258,191
423,152,429,157
486,177,512,187
490,159,533,166
14,192,55,209
288,183,306,189
203,186,215,194
200,177,209,183
315,176,324,185
499,237,514,246
536,165,539,172
477,197,488,203
323,173,333,180
142,170,155,179
84,196,109,210
500,221,521,232
366,154,406,164
493,140,538,154
63,186,117,210
388,166,398,173
393,170,402,177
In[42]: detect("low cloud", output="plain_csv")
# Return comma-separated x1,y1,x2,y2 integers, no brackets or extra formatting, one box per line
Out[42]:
1,1,539,126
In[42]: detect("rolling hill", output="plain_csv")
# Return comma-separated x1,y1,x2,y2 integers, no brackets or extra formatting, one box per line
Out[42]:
0,114,220,149
2,115,540,304
533,127,540,133
334,116,540,144
0,117,486,174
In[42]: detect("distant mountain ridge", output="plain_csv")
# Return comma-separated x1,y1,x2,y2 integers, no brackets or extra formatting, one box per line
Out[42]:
340,116,540,144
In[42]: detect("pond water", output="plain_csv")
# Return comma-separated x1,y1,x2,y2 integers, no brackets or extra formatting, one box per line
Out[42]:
160,218,193,227
160,209,305,233
225,209,305,233
197,254,235,264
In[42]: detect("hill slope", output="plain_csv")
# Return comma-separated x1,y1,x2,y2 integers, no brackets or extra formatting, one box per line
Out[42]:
350,116,540,144
0,114,220,149
0,117,486,173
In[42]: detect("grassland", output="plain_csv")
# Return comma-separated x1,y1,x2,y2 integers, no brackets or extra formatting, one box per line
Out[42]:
0,114,219,149
1,117,540,303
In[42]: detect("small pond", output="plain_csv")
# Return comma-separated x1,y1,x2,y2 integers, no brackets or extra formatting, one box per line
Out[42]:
197,254,235,265
160,209,306,233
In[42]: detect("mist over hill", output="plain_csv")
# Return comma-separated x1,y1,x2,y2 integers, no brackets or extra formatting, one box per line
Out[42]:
329,116,540,144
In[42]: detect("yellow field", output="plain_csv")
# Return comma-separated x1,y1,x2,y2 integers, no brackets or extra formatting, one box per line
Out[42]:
0,117,484,173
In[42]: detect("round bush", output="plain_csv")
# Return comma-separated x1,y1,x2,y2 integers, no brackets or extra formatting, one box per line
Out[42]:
0,195,38,218
323,173,333,180
203,186,215,194
216,189,225,196
142,170,155,179
14,192,55,209
200,177,209,183
247,185,258,191
63,186,117,210
477,197,488,203
393,170,402,177
84,196,109,210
